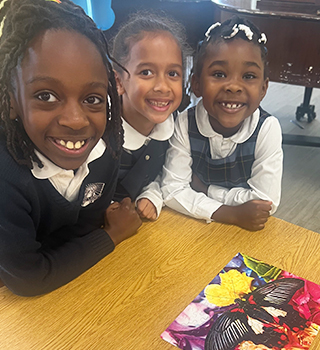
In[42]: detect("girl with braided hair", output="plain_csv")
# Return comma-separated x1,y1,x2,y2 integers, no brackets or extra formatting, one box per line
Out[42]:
0,0,141,296
162,16,283,231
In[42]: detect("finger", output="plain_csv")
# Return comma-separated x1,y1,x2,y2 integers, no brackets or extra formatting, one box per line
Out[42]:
145,209,157,221
106,201,120,212
141,206,152,219
121,197,134,210
137,200,148,213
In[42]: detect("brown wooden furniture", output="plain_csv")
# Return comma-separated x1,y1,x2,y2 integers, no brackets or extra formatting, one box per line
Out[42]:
0,208,320,349
257,0,320,15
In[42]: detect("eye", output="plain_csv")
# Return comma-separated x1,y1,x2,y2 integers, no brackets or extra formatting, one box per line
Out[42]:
168,70,181,78
140,69,153,76
213,71,226,78
84,96,103,105
36,92,58,102
243,73,257,80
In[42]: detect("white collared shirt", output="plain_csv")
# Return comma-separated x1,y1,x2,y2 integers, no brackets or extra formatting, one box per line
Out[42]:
122,114,174,151
31,139,106,202
121,115,174,218
161,100,283,222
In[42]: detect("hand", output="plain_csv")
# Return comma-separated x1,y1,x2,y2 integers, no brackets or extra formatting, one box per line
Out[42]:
104,197,142,246
137,198,157,221
212,200,272,231
191,174,208,194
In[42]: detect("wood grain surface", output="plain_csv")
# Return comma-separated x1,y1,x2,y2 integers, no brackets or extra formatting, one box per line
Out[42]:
0,208,319,350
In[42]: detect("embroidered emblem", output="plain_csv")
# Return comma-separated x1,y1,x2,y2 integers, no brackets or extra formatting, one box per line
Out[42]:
81,183,105,207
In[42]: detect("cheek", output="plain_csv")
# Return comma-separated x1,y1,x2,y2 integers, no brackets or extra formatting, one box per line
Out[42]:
96,113,108,136
125,78,146,96
173,83,183,105
20,112,47,134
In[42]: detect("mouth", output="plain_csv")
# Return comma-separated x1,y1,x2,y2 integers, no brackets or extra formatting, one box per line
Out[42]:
147,99,171,111
52,138,89,152
220,102,245,110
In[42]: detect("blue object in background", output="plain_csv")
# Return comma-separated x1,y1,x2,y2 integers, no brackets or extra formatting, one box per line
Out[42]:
73,0,115,31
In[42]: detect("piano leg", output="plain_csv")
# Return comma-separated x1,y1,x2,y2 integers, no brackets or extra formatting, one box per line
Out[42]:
296,87,316,123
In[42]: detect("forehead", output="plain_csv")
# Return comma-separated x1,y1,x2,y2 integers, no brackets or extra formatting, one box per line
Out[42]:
127,31,182,65
204,38,263,66
17,29,108,84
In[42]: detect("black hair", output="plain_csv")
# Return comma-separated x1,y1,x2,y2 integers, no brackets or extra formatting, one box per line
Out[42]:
0,0,123,169
194,16,269,79
111,11,192,79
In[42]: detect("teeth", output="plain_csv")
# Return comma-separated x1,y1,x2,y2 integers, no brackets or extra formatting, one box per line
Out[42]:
66,141,74,149
59,139,85,149
222,102,243,109
74,141,82,149
149,100,169,107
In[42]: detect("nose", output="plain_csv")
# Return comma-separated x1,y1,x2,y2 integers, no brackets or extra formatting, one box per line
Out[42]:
58,100,89,130
153,75,171,94
225,76,243,94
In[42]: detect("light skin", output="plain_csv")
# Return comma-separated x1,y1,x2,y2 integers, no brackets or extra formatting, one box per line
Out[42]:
116,31,183,220
191,38,272,231
10,29,141,244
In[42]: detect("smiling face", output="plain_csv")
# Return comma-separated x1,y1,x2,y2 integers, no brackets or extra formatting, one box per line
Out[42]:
116,31,183,136
192,38,268,137
10,29,109,170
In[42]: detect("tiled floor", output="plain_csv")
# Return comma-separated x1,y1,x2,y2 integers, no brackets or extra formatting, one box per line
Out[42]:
261,82,320,233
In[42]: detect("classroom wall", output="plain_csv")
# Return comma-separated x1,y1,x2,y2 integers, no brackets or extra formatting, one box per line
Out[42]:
104,0,216,50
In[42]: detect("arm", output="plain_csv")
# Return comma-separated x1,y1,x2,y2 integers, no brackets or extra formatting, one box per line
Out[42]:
0,157,141,297
161,111,223,222
213,117,283,214
136,176,162,220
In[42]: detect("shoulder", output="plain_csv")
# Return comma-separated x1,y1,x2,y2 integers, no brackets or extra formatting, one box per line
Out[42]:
258,109,282,137
0,137,31,181
255,110,283,155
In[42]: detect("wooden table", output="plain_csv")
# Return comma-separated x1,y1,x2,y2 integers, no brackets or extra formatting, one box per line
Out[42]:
1,208,320,350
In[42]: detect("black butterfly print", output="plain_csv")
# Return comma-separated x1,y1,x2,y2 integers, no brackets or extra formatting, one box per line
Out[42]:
205,278,306,350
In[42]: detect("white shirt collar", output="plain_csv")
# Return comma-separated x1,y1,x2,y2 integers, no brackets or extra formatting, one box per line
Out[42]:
31,139,106,201
32,139,106,178
122,114,174,151
195,99,260,143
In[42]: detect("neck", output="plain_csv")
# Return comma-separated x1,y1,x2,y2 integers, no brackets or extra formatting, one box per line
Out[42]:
121,102,155,136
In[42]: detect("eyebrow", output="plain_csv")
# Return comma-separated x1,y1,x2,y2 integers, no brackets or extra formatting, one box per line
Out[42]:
135,62,183,70
208,60,262,70
26,76,109,90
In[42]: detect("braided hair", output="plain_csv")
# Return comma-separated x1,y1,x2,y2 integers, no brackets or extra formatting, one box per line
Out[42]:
0,0,123,169
194,16,269,79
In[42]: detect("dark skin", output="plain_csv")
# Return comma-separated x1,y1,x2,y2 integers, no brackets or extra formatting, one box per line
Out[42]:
191,174,272,231
104,197,142,246
0,198,142,288
190,39,272,231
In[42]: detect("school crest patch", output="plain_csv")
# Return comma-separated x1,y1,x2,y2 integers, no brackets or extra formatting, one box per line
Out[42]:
81,183,105,207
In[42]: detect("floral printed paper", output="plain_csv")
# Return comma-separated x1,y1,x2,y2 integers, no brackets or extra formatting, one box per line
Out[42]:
161,253,320,350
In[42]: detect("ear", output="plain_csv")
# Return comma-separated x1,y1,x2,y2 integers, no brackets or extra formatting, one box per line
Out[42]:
260,78,269,101
114,70,126,96
9,92,19,120
191,74,201,98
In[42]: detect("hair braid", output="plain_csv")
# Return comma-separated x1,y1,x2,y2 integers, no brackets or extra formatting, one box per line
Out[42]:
0,0,123,168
